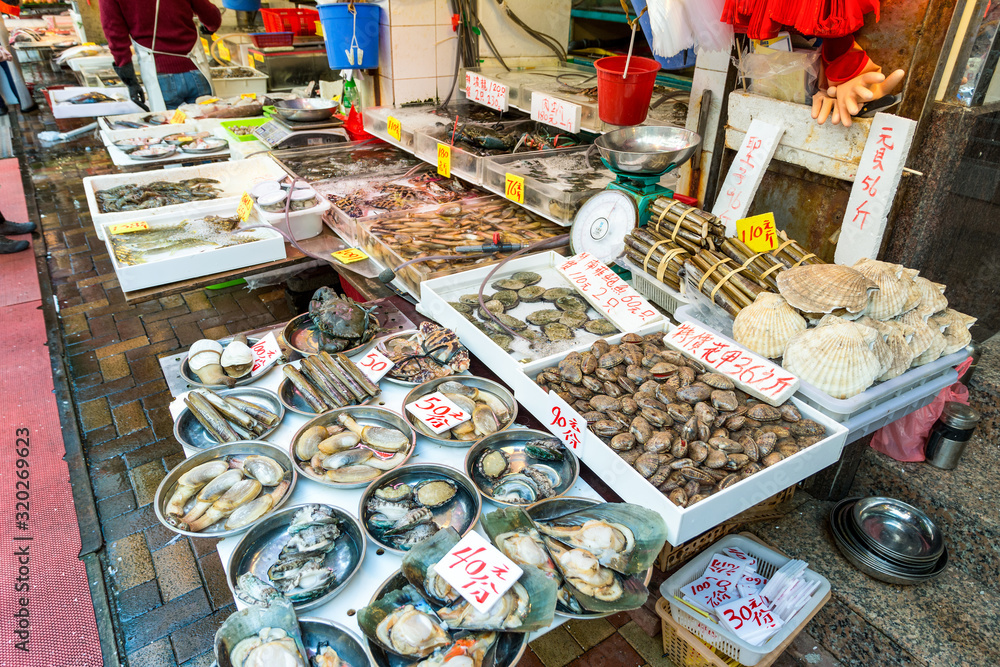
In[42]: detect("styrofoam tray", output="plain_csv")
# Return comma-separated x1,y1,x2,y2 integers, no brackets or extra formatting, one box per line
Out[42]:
363,105,446,151
99,122,201,145
101,201,286,293
99,123,233,167
84,155,288,240
50,86,143,118
622,257,690,315
660,534,831,665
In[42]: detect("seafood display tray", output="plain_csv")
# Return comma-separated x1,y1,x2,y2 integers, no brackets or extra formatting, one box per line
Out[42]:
98,110,172,131
622,257,690,315
49,86,143,118
481,146,614,225
413,120,538,185
84,155,289,239
100,201,286,293
99,122,200,146
99,124,232,167
363,105,449,151
499,320,849,545
418,251,662,376
674,304,970,425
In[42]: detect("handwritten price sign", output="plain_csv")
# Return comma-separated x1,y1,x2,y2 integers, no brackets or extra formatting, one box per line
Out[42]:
681,575,740,612
716,594,784,644
703,554,748,584
107,221,149,235
465,72,508,112
386,115,402,142
711,119,783,235
250,332,283,375
237,191,255,222
530,92,581,134
546,390,584,451
356,348,394,383
169,109,187,124
331,248,368,264
504,173,524,204
665,321,799,405
437,143,451,178
556,252,662,333
434,531,523,613
405,391,470,434
736,212,778,252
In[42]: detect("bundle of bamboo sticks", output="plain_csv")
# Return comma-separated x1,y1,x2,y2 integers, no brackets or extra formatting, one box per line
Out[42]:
683,248,769,317
646,197,726,253
624,227,689,292
770,231,824,268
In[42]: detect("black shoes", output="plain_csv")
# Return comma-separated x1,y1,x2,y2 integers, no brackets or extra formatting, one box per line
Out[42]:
0,234,28,253
0,220,36,235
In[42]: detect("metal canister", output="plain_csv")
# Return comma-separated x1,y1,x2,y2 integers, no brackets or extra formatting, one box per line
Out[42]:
925,402,980,469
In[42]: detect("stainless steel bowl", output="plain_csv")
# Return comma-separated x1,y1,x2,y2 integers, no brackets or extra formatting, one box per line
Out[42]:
153,441,297,538
465,429,579,507
274,98,339,122
299,617,372,667
173,387,284,450
130,144,179,160
358,462,481,554
179,336,280,388
851,497,944,562
226,503,366,612
180,137,228,154
277,374,381,417
283,313,375,358
402,376,518,447
594,125,701,175
288,406,416,489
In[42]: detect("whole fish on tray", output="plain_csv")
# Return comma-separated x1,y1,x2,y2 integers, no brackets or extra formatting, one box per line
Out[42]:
109,215,268,266
66,92,123,104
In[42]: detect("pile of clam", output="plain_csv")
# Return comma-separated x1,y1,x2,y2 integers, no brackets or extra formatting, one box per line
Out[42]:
295,414,410,485
188,335,256,387
533,333,828,508
732,259,975,398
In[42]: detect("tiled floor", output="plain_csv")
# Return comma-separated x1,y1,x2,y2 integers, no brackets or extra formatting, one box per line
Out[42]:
18,65,842,666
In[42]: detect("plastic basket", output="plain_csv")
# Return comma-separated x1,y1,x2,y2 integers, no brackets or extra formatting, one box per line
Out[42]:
220,117,270,143
623,257,689,315
661,534,831,665
249,31,294,48
261,8,320,36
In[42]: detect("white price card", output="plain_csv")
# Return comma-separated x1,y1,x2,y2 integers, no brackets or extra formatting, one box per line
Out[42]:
530,92,581,134
356,348,394,383
738,573,768,598
545,390,586,451
680,575,740,612
721,546,757,573
433,531,523,613
249,332,283,376
702,554,748,585
465,72,509,112
711,119,784,236
405,391,470,434
664,321,799,406
556,252,663,333
716,594,784,644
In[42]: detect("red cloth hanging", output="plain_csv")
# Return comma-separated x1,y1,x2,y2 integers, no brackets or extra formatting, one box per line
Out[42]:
720,0,879,39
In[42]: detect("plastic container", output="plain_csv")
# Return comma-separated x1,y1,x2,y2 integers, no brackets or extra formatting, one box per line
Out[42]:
289,189,319,210
261,7,320,36
363,105,445,150
220,117,270,142
595,56,660,126
249,32,295,49
257,190,289,213
257,197,329,240
661,534,831,665
210,67,268,98
223,0,260,10
319,3,380,70
622,257,690,315
413,119,536,184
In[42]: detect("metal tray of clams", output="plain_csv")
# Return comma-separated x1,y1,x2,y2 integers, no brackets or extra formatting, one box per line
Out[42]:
359,463,481,554
299,617,373,667
174,387,285,450
153,441,297,538
465,429,579,506
226,503,367,612
402,376,518,447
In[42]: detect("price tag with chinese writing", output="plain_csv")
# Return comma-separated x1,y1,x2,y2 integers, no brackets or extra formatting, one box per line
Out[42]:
386,116,402,141
737,572,768,598
356,348,394,383
405,391,470,434
546,390,585,451
250,332,283,375
664,321,799,405
680,575,739,612
218,42,231,62
201,37,210,54
170,109,187,124
530,92,582,134
465,72,508,112
716,595,784,644
237,191,255,222
721,547,757,573
107,221,149,235
437,143,451,178
241,93,257,101
332,248,369,264
433,531,523,613
736,212,778,252
702,554,748,585
711,119,784,235
504,173,524,204
556,252,663,333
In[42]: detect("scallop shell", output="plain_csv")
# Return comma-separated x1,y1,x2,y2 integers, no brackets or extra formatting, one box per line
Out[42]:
782,322,882,399
852,258,912,320
856,316,914,381
912,276,948,320
818,315,892,378
220,340,253,378
911,319,947,367
776,264,878,315
898,268,921,315
894,309,936,358
929,308,976,356
732,293,807,359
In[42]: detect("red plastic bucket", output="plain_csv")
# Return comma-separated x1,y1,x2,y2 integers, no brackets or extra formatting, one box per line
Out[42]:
595,56,660,126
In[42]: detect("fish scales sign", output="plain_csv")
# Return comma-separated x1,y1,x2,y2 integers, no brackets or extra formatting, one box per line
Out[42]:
664,321,798,405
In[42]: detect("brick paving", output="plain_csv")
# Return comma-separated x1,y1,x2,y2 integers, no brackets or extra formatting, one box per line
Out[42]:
17,66,842,667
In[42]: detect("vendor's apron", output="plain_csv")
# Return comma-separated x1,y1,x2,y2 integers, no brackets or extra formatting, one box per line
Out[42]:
132,0,214,111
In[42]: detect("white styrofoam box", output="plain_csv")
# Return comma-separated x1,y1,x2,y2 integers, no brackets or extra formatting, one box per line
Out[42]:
674,303,971,424
362,105,446,151
101,202,285,293
66,54,114,73
84,156,288,240
98,123,233,168
622,257,690,315
256,197,330,241
661,534,831,665
50,87,143,118
210,67,268,98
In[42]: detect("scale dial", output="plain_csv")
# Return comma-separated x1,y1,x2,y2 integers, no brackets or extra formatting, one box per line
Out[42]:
570,190,638,263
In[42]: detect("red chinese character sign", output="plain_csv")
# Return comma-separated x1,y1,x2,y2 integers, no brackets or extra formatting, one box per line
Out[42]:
555,252,662,333
356,348,394,384
545,390,585,452
711,119,784,235
249,332,283,376
465,72,508,112
530,92,582,134
664,321,799,406
434,532,523,613
405,392,470,435
834,113,916,266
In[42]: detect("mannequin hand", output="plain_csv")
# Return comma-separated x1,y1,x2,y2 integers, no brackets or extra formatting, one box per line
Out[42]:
113,63,149,112
827,68,905,127
811,90,837,125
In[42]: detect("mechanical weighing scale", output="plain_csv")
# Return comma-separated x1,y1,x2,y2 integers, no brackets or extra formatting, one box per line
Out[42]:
570,126,701,264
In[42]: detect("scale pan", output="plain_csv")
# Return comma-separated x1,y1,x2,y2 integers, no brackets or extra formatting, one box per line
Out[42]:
274,98,339,122
595,126,700,175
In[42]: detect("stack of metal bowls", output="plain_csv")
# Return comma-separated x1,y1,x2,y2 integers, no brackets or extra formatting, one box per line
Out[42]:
829,497,948,585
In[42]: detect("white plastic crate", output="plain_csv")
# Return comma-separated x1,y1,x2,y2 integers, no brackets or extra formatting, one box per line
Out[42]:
660,534,831,666
839,369,957,441
622,257,690,315
210,67,268,97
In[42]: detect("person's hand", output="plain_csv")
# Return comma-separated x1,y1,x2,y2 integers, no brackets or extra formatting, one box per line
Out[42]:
827,68,905,128
811,90,837,125
113,62,149,112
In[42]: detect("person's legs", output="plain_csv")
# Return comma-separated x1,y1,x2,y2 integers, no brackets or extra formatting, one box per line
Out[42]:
157,72,184,109
0,62,21,109
180,70,212,105
0,208,35,253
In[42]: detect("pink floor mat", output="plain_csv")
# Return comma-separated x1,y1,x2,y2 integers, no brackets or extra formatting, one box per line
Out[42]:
0,157,39,308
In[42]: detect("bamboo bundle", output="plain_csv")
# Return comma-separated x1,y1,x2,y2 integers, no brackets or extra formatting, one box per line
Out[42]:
683,248,768,317
719,237,785,292
624,230,688,292
771,231,824,268
646,197,725,250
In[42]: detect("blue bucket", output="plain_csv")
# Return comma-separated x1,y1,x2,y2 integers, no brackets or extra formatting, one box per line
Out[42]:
319,3,380,70
223,0,261,11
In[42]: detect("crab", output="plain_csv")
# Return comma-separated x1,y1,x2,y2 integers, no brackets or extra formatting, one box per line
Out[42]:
308,287,380,352
380,321,470,383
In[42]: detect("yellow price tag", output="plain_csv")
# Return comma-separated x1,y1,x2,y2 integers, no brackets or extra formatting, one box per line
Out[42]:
504,173,525,204
254,52,265,63
211,33,220,41
241,93,257,101
169,109,187,124
247,54,254,67
332,248,369,264
437,143,451,178
218,42,231,62
83,42,96,46
108,221,149,235
736,212,779,252
237,191,255,222
198,97,220,105
201,37,210,54
386,116,402,142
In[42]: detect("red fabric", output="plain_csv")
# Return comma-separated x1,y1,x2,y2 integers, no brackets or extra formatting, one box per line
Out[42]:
822,36,871,83
720,0,879,39
99,0,221,73
0,0,19,17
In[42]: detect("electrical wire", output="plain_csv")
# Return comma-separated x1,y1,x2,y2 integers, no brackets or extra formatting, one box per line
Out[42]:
492,0,566,61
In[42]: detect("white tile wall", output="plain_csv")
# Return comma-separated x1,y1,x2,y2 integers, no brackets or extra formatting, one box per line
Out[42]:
390,25,436,80
379,75,395,106
393,77,437,104
436,24,458,76
374,0,460,104
389,0,437,26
